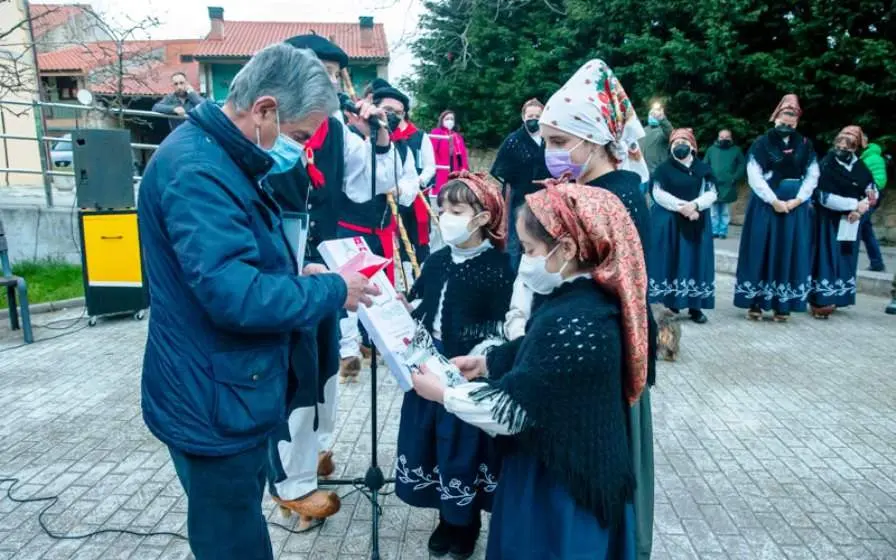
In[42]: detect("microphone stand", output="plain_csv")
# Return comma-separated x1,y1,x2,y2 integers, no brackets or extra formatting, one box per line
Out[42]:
320,116,394,560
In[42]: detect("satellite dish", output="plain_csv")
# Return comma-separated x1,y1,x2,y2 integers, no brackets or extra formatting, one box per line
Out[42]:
76,89,94,106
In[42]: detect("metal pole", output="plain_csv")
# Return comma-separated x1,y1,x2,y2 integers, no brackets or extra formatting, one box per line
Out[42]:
33,100,54,207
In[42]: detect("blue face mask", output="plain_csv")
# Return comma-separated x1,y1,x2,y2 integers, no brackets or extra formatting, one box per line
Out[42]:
258,112,304,176
648,117,660,127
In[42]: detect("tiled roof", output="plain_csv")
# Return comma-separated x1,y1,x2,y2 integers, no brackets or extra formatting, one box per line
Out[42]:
38,40,202,96
193,20,389,61
37,41,161,73
29,3,93,40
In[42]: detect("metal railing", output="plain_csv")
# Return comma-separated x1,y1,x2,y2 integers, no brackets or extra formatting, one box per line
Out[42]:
0,99,185,206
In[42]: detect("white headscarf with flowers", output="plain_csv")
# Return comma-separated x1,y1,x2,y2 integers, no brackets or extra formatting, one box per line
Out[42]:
540,59,649,182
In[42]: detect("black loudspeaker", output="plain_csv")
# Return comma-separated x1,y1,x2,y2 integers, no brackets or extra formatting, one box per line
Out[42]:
73,129,135,209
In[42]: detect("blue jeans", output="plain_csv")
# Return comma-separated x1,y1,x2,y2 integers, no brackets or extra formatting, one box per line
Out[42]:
860,202,885,271
711,202,731,236
169,444,274,560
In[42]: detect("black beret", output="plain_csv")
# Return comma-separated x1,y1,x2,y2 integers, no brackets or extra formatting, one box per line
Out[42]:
372,86,410,112
284,34,349,69
370,78,391,91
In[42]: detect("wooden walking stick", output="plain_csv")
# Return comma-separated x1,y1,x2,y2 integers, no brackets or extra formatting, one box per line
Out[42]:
387,192,421,279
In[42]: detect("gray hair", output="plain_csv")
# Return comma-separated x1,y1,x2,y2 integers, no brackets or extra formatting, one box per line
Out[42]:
227,43,338,122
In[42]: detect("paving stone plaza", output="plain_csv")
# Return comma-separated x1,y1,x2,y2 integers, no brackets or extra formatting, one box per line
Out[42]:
0,276,894,559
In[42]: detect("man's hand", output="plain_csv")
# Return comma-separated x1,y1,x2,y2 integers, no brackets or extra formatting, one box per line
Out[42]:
451,355,487,381
857,199,870,214
340,271,380,311
173,106,186,116
848,211,862,224
772,200,790,214
350,100,391,147
302,263,329,276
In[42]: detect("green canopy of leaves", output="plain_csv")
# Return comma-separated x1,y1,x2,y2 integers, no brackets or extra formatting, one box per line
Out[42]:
406,0,896,152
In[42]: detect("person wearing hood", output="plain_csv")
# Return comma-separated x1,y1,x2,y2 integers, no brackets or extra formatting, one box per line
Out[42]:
502,58,657,560
703,129,746,239
431,110,470,192
490,98,553,272
372,82,436,266
649,128,718,323
411,183,648,559
734,94,819,321
396,172,513,559
808,125,878,318
638,103,674,177
859,134,887,272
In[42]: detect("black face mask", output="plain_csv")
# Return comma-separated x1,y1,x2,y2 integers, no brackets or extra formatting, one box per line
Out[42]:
525,119,540,133
718,139,733,149
835,148,854,163
775,124,794,137
386,113,401,133
672,144,692,160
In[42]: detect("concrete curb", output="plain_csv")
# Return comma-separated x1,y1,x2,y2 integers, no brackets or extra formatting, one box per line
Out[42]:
714,249,892,298
0,297,85,320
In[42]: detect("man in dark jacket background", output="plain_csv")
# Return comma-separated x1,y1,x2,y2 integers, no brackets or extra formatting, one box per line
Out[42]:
138,44,377,559
151,71,204,131
704,128,746,238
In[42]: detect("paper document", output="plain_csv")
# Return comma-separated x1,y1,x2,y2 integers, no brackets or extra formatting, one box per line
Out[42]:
837,216,860,242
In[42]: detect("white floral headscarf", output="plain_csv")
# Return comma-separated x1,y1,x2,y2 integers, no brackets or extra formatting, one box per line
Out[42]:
541,59,649,182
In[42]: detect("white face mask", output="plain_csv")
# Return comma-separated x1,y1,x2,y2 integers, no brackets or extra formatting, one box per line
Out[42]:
439,213,475,246
443,118,455,131
518,244,569,295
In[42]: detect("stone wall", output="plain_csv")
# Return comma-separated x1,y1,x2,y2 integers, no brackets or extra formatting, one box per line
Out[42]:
469,147,895,244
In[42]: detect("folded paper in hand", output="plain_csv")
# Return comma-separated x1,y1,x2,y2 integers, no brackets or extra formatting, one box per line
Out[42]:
837,216,860,242
402,322,468,387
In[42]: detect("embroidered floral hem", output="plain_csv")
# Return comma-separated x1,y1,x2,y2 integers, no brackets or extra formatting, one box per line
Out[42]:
395,454,497,510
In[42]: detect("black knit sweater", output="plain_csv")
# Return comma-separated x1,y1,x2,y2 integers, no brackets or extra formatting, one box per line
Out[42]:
476,277,635,527
409,246,514,359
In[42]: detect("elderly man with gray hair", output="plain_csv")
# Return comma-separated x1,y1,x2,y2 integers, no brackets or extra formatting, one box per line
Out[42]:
137,44,382,559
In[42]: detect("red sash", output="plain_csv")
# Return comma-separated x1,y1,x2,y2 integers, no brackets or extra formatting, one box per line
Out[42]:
337,218,397,285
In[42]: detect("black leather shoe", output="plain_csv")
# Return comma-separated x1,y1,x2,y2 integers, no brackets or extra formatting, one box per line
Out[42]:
428,519,453,557
689,309,708,324
449,520,481,559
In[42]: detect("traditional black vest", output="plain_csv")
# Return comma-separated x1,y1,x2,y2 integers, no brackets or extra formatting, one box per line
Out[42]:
338,139,401,232
406,129,425,176
267,115,345,262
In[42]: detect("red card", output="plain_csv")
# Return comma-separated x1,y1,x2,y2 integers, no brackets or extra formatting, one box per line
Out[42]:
338,251,392,279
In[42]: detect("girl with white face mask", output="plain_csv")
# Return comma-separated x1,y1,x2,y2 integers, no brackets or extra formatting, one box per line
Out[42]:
411,185,649,559
395,172,513,558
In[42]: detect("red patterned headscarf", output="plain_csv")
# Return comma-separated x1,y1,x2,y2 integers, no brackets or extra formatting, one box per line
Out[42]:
449,171,507,250
670,128,698,151
525,183,648,405
770,94,803,122
836,125,865,151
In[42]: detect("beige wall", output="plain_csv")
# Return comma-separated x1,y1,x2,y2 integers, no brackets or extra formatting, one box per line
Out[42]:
0,0,44,187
